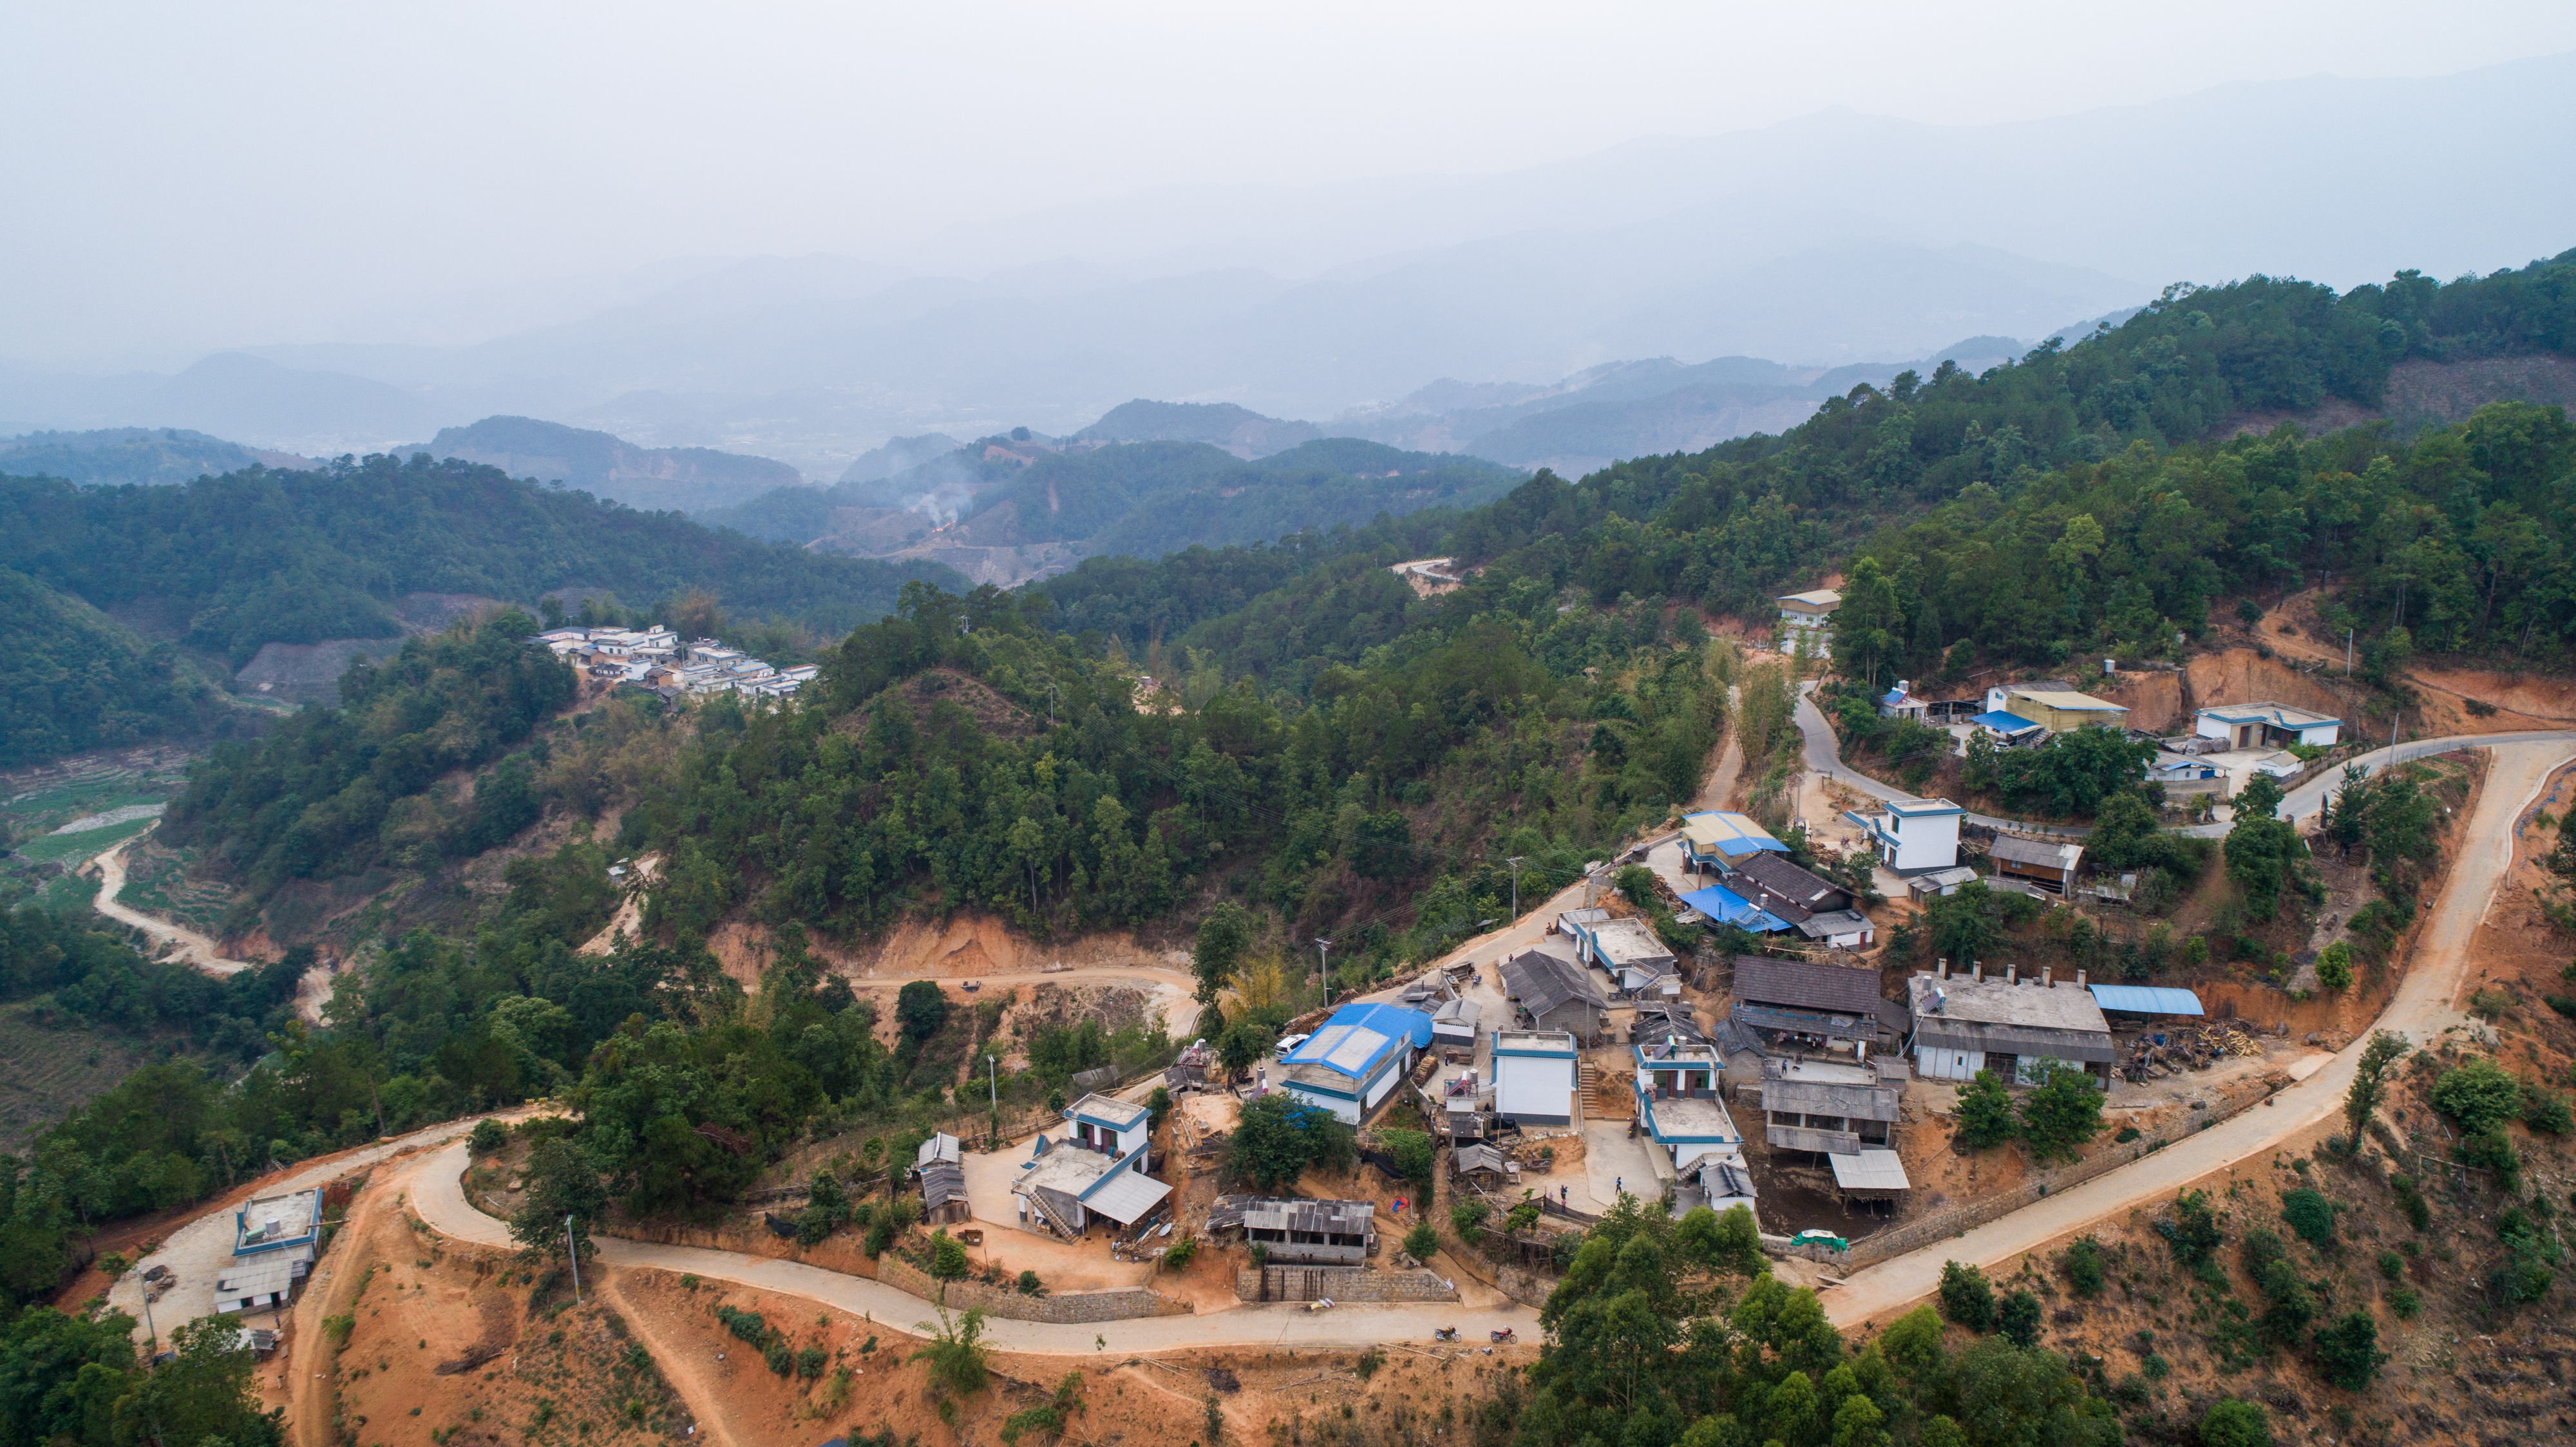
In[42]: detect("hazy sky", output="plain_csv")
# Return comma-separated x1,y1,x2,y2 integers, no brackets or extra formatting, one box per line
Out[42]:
8,1,2575,364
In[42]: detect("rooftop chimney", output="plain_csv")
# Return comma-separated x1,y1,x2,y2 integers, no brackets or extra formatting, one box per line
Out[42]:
1937,959,1949,980
1971,963,1983,983
2005,965,2017,987
2075,969,2087,988
2041,967,2052,988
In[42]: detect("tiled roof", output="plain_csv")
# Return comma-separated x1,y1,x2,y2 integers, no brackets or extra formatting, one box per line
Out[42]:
1731,955,1885,1016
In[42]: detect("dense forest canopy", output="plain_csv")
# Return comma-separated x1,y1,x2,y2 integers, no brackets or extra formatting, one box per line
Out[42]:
0,452,961,668
0,567,242,768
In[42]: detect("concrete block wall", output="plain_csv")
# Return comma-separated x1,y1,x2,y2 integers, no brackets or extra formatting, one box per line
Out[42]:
1235,1265,1460,1303
876,1255,1192,1323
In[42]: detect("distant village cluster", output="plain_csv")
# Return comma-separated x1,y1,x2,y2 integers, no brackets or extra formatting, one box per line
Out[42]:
533,624,819,701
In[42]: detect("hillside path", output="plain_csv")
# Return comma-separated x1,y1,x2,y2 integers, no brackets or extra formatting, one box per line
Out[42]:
89,837,252,977
402,1139,1536,1353
1821,736,2576,1327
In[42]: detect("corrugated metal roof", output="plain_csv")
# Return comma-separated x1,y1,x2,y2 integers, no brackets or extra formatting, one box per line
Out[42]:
1732,956,1884,1015
1912,1020,2117,1063
1281,1004,1432,1081
2086,984,2206,1016
1969,710,2041,732
1076,1168,1171,1224
1829,1149,1911,1191
1734,853,1842,909
1680,811,1788,855
1990,836,2084,868
1501,950,1608,1015
919,1160,969,1209
1680,884,1796,932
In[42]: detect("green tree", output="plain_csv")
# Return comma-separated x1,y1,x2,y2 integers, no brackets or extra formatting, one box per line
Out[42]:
509,1137,609,1260
1996,1289,2041,1348
2315,941,2353,990
2281,1187,2336,1248
909,1306,990,1395
1379,1127,1434,1191
1953,1070,2016,1149
1403,1220,1439,1262
2430,1056,2521,1135
931,1230,969,1278
2343,1030,2409,1144
1835,557,1906,689
895,981,949,1048
1224,1093,1350,1192
2199,1398,2273,1447
2167,1189,2223,1267
2224,774,2307,916
2017,1062,2103,1163
1191,903,1254,1004
2311,1311,2386,1390
2063,1237,2105,1298
1937,1260,1995,1330
111,1315,282,1447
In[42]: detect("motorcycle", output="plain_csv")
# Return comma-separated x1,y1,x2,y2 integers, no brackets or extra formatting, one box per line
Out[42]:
1490,1328,1517,1343
1433,1327,1461,1342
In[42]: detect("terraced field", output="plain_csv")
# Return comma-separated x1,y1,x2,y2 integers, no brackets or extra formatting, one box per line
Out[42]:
0,1008,188,1149
113,838,235,932
1,746,196,908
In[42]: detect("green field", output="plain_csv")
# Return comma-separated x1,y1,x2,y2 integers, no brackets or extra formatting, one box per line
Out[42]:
12,814,159,865
2,750,194,911
0,1006,199,1150
115,842,234,931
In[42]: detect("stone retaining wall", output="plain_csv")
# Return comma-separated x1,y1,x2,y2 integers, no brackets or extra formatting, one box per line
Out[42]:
876,1255,1193,1323
1820,1077,2279,1271
1235,1265,1460,1303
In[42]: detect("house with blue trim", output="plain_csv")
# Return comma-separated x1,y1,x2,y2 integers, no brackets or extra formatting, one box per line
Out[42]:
1065,1092,1152,1159
2195,701,2340,750
1631,1037,1746,1174
1490,1029,1578,1126
1678,811,1788,873
1276,1003,1434,1123
1557,910,1678,993
234,1189,322,1258
1846,796,1963,873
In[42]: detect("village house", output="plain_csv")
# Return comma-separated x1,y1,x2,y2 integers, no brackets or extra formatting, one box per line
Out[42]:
1558,910,1678,995
1490,1028,1580,1126
1776,589,1841,657
1276,1003,1434,1123
1986,683,2130,735
1500,947,1612,1043
1063,1093,1152,1158
1678,810,1790,874
217,1187,323,1316
1727,954,1903,1048
1987,836,2085,893
2195,701,2340,750
1206,1196,1375,1264
1905,963,2114,1088
1877,680,1982,723
1845,796,1963,873
1756,1053,1908,1171
1009,1130,1171,1239
1633,1036,1756,1215
1904,864,1981,903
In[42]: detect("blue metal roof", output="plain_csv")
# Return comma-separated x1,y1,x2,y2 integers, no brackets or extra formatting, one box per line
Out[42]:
1880,687,1908,706
1971,710,2041,732
1280,1003,1433,1081
2085,984,2205,1016
1680,885,1794,933
1680,811,1789,856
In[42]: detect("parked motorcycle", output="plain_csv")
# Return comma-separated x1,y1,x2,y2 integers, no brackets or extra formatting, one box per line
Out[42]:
1433,1327,1461,1342
1490,1328,1517,1343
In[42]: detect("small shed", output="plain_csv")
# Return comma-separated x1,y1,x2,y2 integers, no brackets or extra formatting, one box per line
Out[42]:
1792,909,1875,949
1452,1144,1512,1180
1728,853,1850,917
1500,948,1611,1043
917,1131,963,1169
1989,836,2084,893
1432,996,1481,1048
1828,1148,1911,1204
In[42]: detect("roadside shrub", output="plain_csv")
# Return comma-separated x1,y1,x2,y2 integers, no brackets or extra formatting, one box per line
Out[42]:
863,1217,895,1257
1997,1289,2041,1348
2389,1286,2421,1318
2281,1188,2336,1247
714,1305,770,1345
2315,941,2353,990
2461,1127,2521,1191
795,1345,826,1379
469,1119,509,1155
931,1231,970,1279
1403,1221,1439,1262
1937,1260,1995,1331
762,1339,792,1376
1450,1200,1488,1243
2431,1057,2522,1134
1953,1070,2017,1149
2521,1083,2574,1135
2376,1250,2403,1281
2063,1237,2105,1298
1161,1234,1195,1271
2240,1228,2286,1284
2199,1397,2273,1447
1016,1269,1044,1296
2163,1189,2223,1267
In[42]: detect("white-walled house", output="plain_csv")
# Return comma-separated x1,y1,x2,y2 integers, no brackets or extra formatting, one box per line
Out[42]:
1847,797,1963,873
1491,1030,1579,1126
1064,1093,1152,1159
2195,702,2340,750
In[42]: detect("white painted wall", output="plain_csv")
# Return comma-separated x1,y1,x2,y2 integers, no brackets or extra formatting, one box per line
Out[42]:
1915,1046,1984,1081
1495,1054,1573,1119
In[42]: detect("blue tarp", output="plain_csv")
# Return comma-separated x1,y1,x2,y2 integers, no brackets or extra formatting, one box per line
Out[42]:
1680,885,1794,933
1969,710,2041,733
2085,984,2206,1016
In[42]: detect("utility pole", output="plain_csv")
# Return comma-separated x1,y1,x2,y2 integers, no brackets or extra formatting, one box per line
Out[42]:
133,1264,158,1358
2345,628,2354,676
1506,856,1526,922
1314,938,1332,1006
987,1054,999,1145
566,1215,583,1304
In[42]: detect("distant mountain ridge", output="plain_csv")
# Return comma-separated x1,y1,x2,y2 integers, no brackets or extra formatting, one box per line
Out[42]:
0,427,315,486
1074,400,1323,457
409,415,809,513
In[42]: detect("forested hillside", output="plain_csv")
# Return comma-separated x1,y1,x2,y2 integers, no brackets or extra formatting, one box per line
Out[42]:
1,454,958,670
0,569,240,768
0,426,304,486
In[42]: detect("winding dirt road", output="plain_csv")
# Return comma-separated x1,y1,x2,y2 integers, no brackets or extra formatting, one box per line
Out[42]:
1821,737,2576,1326
89,838,252,977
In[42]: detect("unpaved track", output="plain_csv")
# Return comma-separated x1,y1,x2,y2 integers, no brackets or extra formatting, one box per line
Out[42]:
405,1139,1536,1352
90,838,251,976
594,1270,738,1447
1822,738,2576,1327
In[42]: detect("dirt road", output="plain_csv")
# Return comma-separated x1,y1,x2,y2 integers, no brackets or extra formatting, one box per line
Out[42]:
403,1138,1535,1352
1821,737,2576,1327
842,965,1209,1040
89,838,252,977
